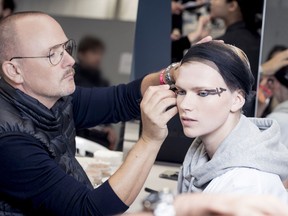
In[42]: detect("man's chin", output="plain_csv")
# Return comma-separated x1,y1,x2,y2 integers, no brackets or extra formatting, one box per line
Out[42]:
60,84,76,97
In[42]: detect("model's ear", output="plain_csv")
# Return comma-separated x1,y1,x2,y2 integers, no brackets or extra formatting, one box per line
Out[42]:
227,0,239,12
1,61,24,84
230,90,245,113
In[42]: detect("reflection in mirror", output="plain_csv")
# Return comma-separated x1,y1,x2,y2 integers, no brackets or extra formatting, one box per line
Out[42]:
256,0,288,147
171,0,264,117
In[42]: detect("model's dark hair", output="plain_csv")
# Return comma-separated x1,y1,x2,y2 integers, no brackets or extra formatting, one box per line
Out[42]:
181,41,254,101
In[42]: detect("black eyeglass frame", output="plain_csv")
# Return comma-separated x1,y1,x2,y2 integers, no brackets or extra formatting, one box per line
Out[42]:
9,39,76,66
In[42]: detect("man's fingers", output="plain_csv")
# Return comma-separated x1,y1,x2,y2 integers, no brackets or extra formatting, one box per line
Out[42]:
141,85,170,104
141,87,175,109
162,106,178,124
155,98,177,113
195,36,212,44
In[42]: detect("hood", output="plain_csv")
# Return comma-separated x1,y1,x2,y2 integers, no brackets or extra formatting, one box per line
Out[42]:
178,114,288,193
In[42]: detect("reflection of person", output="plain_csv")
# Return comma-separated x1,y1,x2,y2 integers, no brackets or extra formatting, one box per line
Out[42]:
172,15,211,62
74,36,116,149
257,46,288,117
171,0,211,62
209,0,262,89
128,194,288,216
0,12,178,215
175,42,288,202
258,45,288,148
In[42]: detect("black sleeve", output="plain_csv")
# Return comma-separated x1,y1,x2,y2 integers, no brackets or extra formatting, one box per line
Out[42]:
72,79,143,130
0,134,128,216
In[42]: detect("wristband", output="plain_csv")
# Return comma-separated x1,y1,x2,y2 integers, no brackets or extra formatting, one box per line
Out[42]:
159,69,166,85
164,63,179,85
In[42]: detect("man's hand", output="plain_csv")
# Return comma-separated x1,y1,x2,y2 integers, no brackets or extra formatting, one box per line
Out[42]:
262,49,288,76
140,85,178,146
109,86,177,206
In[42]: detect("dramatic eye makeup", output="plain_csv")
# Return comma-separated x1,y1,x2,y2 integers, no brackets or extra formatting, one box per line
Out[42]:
173,86,227,97
197,87,227,97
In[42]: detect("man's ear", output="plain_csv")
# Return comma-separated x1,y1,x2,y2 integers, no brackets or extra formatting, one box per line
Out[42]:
1,61,24,84
230,90,245,113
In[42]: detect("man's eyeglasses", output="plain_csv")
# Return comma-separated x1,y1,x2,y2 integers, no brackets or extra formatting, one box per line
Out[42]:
9,39,76,66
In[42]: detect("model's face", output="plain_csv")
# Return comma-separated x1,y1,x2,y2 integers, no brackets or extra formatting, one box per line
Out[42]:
176,61,236,139
13,15,76,108
210,0,230,19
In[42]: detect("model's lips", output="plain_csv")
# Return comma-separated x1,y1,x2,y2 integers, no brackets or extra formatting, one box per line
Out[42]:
181,116,198,126
181,116,197,121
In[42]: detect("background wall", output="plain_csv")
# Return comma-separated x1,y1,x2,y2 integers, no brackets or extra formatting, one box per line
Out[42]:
14,0,138,21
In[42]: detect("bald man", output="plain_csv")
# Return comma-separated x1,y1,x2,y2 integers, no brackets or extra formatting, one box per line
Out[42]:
0,12,177,216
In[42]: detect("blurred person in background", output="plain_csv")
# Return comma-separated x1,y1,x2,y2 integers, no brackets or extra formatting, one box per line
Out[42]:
171,0,211,62
74,36,109,87
74,36,117,150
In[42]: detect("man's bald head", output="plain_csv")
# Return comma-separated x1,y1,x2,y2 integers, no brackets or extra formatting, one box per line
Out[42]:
0,12,65,75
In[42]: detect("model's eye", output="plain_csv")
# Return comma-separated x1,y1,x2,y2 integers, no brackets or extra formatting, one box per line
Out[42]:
197,91,209,97
175,89,186,96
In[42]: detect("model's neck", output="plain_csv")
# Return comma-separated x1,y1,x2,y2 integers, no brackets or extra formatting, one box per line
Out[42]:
201,113,241,159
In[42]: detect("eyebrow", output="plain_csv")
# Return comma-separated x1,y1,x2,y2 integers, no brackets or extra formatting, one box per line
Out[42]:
173,84,217,91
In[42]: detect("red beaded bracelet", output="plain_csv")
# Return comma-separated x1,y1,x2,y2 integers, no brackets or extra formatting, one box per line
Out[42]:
159,69,166,85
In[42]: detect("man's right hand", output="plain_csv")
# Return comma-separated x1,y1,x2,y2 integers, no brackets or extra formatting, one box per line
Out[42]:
140,85,178,147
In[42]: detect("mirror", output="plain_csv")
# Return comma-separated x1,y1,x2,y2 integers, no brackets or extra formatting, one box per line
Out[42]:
256,0,288,147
